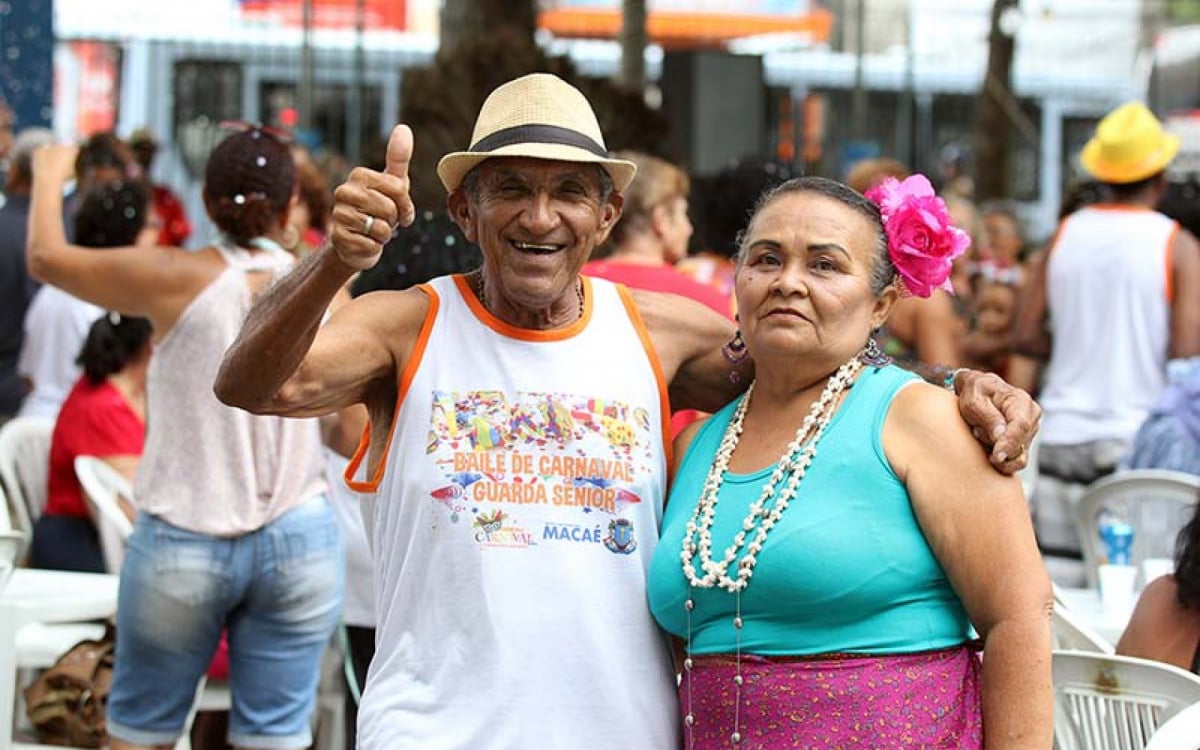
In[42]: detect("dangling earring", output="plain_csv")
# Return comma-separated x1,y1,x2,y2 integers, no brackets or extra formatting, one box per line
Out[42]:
722,329,749,383
861,331,892,367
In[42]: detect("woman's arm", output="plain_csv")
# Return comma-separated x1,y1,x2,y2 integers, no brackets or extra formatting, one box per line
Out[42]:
28,144,210,327
884,382,1054,750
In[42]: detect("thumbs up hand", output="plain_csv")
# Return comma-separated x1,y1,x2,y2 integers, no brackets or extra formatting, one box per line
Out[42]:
329,124,416,271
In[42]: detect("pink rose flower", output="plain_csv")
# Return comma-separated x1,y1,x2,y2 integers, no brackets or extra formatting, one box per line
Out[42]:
865,175,971,298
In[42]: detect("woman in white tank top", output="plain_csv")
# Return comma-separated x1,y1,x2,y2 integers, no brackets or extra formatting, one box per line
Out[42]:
27,131,342,750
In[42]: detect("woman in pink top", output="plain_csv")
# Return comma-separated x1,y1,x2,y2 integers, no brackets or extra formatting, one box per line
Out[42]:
29,129,341,750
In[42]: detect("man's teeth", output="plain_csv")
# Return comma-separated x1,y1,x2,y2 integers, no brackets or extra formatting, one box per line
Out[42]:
514,241,560,252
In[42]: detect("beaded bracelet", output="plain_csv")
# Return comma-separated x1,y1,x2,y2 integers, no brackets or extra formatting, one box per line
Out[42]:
940,367,966,393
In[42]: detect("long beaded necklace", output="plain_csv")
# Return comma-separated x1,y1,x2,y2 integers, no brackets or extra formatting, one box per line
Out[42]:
678,354,865,747
473,271,585,322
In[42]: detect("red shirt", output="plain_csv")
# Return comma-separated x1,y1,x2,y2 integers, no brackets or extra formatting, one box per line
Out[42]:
582,261,734,319
583,261,734,436
153,184,192,247
44,378,144,518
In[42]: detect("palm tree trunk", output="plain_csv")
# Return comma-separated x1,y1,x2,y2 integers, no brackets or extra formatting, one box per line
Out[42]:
973,0,1018,201
619,0,647,89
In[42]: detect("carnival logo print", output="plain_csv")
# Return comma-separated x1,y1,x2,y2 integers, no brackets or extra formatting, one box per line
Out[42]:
472,510,537,549
603,518,637,555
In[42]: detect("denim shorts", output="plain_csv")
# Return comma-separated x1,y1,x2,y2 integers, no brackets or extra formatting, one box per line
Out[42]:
107,496,344,749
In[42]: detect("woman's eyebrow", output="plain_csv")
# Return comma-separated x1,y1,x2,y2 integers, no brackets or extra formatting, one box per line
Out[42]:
806,242,851,259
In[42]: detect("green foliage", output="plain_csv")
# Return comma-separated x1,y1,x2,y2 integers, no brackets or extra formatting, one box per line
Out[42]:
400,30,670,208
1167,0,1200,22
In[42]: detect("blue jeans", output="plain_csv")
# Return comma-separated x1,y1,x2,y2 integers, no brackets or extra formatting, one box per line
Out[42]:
107,496,344,748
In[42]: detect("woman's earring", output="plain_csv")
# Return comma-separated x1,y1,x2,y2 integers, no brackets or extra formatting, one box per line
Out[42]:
860,333,892,367
722,329,749,383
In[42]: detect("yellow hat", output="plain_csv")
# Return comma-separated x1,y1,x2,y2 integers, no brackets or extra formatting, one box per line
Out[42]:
1080,102,1180,184
437,73,636,194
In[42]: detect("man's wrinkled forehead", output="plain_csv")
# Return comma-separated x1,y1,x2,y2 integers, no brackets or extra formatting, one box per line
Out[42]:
474,157,605,189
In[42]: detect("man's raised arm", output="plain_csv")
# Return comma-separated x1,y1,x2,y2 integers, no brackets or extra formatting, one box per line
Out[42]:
215,125,417,417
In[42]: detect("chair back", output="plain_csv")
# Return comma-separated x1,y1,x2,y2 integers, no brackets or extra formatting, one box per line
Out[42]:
0,477,12,532
0,416,55,534
1052,649,1200,750
1074,470,1200,589
0,529,26,592
1145,701,1200,750
1053,603,1115,654
74,456,134,573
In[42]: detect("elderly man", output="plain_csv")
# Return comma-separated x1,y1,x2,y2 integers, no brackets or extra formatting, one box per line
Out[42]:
217,73,1039,748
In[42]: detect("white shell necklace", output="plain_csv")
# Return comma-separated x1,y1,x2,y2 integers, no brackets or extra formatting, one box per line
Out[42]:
678,353,865,747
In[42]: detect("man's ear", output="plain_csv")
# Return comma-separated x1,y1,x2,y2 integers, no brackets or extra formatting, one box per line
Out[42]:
447,189,478,242
594,192,624,245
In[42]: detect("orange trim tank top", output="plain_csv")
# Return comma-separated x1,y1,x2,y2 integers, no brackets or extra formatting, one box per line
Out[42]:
1041,206,1177,445
351,274,678,749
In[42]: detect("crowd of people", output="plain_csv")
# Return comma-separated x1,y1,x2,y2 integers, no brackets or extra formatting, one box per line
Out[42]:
3,68,1197,749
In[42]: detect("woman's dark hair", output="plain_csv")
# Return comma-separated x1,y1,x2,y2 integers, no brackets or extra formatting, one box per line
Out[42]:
74,180,150,248
76,314,153,385
295,157,332,231
203,130,295,246
1176,496,1200,610
74,131,131,182
738,176,894,295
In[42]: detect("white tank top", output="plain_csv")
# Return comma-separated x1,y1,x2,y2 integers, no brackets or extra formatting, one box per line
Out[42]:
348,274,680,749
1040,206,1179,445
135,242,326,535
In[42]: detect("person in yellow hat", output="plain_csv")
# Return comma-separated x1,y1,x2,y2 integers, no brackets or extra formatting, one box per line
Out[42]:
1014,101,1200,559
214,73,1042,748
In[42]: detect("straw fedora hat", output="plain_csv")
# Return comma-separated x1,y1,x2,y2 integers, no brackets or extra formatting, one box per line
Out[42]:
1080,101,1180,184
437,73,636,194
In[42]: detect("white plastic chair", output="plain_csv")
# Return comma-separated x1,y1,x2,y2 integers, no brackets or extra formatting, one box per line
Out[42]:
73,456,135,573
1053,603,1115,654
0,417,55,535
1145,701,1200,750
0,530,25,591
1052,649,1200,750
1074,470,1200,590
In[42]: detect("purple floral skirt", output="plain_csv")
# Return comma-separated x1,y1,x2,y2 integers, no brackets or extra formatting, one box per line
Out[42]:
679,646,983,749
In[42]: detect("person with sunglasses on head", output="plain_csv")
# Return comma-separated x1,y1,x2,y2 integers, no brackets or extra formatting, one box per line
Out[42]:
28,125,342,750
214,74,1041,748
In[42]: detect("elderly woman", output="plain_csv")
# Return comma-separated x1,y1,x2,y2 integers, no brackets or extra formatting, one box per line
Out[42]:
648,176,1053,748
29,129,341,750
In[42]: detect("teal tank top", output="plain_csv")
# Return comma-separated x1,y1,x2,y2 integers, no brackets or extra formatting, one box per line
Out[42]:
647,365,973,655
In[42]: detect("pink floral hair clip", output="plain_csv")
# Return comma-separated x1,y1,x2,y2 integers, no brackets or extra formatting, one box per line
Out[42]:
865,174,971,298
